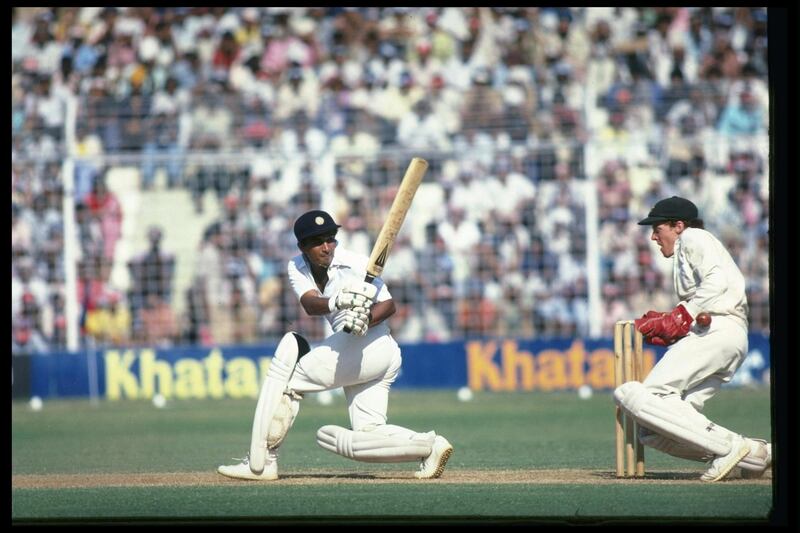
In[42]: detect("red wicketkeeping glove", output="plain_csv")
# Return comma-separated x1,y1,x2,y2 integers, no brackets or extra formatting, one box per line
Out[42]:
643,334,672,346
634,310,665,333
639,310,665,320
635,304,693,343
635,311,669,345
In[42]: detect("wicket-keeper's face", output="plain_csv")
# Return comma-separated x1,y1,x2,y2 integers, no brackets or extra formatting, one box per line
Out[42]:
650,222,683,258
300,232,338,268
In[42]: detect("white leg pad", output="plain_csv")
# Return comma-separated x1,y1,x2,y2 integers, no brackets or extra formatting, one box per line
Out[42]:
267,391,302,450
614,381,735,457
316,424,435,463
249,332,309,474
739,438,771,472
638,427,713,462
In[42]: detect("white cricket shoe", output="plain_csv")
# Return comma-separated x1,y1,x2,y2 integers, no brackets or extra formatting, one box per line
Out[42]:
700,435,750,482
414,436,453,479
217,453,278,481
739,439,772,479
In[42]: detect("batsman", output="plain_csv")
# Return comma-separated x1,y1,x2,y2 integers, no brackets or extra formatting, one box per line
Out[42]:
218,209,453,480
613,196,772,482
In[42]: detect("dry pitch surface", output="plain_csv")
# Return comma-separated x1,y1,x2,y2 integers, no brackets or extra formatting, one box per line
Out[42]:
13,468,772,489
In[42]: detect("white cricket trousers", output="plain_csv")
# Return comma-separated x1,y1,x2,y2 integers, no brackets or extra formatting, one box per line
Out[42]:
643,315,748,411
288,326,402,431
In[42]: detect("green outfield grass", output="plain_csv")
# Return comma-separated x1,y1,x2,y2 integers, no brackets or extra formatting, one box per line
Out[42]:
12,388,776,524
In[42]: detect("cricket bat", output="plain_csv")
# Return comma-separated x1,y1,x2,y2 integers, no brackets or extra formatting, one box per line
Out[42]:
344,157,428,331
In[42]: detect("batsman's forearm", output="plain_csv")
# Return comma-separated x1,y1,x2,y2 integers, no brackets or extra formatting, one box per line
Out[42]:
368,299,396,326
299,292,335,316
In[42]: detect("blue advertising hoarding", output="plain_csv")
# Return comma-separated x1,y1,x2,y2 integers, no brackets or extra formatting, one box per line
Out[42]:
14,334,771,400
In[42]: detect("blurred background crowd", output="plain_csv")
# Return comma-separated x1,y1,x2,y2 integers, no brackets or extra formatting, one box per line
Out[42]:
11,7,770,354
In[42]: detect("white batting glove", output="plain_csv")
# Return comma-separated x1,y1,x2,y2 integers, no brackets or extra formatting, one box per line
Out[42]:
333,308,371,336
328,281,378,312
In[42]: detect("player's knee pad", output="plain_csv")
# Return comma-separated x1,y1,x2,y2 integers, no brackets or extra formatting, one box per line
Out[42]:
638,427,712,462
267,390,303,450
267,331,311,382
316,424,435,463
250,331,310,473
613,381,649,411
614,380,733,457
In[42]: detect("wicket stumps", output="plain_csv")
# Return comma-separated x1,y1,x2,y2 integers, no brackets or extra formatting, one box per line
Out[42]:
614,320,646,478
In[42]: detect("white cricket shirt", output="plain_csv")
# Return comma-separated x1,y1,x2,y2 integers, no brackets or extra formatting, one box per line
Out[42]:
672,227,749,330
287,246,392,334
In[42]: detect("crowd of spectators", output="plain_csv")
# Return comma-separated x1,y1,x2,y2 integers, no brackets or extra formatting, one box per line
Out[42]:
11,7,771,353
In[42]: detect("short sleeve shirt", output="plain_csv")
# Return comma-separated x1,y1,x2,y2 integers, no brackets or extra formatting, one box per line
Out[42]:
287,246,392,332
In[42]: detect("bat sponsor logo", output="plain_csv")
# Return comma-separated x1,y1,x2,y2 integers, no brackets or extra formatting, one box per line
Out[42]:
374,245,389,268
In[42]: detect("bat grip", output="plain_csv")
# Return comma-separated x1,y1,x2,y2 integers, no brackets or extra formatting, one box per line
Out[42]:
343,274,377,333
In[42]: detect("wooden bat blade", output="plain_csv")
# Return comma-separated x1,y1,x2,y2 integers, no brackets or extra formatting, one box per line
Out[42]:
365,157,428,281
343,158,427,334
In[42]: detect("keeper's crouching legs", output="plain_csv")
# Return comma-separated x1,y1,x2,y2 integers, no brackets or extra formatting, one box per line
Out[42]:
638,427,713,462
638,424,771,479
614,381,751,482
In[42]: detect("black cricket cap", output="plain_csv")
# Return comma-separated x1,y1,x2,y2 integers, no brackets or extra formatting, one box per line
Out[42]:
638,196,699,225
293,210,341,242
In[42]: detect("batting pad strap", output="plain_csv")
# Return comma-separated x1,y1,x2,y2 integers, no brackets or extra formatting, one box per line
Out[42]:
316,425,435,463
249,332,306,474
614,381,733,457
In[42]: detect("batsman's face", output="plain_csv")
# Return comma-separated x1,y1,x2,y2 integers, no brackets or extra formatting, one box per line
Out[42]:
300,233,338,268
650,222,682,257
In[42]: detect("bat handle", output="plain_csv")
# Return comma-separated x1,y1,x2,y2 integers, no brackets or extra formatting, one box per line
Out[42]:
343,274,377,333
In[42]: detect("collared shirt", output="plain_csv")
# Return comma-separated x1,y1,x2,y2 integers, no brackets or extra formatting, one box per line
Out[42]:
287,246,392,334
673,228,748,329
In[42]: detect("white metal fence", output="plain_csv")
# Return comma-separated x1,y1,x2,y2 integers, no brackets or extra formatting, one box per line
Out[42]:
12,130,770,352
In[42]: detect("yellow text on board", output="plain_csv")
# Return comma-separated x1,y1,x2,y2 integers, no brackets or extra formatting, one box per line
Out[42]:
467,339,656,391
103,340,656,399
104,349,273,400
